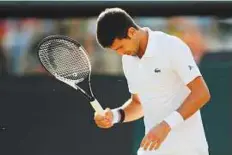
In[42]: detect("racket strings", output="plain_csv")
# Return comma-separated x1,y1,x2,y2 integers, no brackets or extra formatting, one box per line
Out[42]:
38,39,90,81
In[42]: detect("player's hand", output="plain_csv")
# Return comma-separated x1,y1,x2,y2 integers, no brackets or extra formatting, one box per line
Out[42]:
94,108,114,129
140,121,171,151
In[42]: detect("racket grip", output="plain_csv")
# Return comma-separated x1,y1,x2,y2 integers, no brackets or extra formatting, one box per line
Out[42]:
90,99,104,115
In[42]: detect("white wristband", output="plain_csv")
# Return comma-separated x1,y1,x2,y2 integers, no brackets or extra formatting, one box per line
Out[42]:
164,111,184,129
112,109,121,124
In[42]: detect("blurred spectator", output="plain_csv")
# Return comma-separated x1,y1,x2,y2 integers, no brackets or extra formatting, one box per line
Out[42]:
85,18,96,55
23,20,57,75
2,19,35,75
0,46,8,76
0,20,8,76
24,34,51,75
135,17,167,31
167,17,207,64
65,18,87,46
86,18,104,73
0,17,228,76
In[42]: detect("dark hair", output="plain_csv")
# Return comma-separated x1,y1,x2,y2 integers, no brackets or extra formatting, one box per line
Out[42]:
96,8,138,48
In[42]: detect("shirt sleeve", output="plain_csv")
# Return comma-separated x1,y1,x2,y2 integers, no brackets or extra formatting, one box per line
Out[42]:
168,36,202,85
122,56,137,94
126,79,137,94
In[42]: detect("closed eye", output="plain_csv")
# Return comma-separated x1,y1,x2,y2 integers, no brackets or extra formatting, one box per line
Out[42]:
115,46,123,51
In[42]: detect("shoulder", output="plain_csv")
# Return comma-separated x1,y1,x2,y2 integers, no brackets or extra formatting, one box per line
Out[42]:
150,30,188,53
150,30,170,40
148,30,175,50
146,30,176,56
151,30,181,45
154,31,187,47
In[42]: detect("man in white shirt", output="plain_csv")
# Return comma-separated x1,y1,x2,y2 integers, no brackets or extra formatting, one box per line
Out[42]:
94,8,211,155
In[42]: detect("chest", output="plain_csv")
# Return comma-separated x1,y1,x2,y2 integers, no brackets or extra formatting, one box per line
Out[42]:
127,57,178,92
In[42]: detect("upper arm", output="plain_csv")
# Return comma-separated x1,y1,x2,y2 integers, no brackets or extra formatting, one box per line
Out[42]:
131,94,141,104
187,76,210,98
168,36,202,85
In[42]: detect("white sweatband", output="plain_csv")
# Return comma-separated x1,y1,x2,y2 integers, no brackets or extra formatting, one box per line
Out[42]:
164,111,184,129
112,109,121,124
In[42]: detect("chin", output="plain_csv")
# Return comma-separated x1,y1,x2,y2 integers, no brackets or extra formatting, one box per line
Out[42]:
133,51,139,56
129,52,136,56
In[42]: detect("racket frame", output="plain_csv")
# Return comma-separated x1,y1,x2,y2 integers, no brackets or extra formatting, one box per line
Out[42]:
37,35,104,115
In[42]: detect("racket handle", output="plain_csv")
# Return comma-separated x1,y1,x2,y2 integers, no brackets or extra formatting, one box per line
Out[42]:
90,99,104,115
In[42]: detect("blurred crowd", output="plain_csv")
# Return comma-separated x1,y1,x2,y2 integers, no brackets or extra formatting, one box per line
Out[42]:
0,16,230,76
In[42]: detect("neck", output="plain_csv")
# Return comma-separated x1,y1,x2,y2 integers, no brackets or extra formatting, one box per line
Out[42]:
137,28,149,58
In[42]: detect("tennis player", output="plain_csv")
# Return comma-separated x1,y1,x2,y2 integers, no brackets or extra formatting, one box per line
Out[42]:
94,8,211,155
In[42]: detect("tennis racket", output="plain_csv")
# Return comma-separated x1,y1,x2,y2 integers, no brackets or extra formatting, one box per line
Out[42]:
37,35,104,115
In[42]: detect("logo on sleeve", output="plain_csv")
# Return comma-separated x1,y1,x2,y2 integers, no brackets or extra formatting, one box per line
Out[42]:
188,65,194,71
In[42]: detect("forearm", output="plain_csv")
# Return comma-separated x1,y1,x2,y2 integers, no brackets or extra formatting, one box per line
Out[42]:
163,91,210,130
163,77,211,129
177,88,210,120
113,94,143,123
121,98,144,123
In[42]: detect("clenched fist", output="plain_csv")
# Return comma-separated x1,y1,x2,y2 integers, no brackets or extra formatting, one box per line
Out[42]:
94,108,114,129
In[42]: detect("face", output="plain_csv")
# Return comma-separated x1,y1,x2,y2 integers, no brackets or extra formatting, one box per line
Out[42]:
110,27,140,56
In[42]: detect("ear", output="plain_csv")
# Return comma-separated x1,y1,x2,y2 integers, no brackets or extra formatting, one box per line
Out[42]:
127,27,137,38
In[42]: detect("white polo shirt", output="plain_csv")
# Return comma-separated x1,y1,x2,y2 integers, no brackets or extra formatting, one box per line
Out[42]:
122,28,208,152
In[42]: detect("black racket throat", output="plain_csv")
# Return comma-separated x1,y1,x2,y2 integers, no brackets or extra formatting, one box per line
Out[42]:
75,77,95,102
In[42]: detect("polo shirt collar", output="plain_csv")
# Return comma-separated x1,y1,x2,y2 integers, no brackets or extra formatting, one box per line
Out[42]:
142,27,155,58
